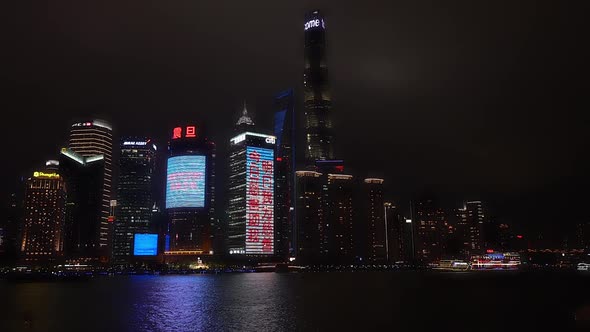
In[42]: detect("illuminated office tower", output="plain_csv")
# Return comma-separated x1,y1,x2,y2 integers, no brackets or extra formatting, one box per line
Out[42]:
68,120,113,258
303,10,334,163
414,199,446,263
20,169,66,264
463,201,486,253
364,178,386,263
401,217,415,263
59,148,106,261
383,202,403,262
166,124,215,255
227,129,276,256
295,171,324,263
323,173,355,263
273,89,296,259
112,138,157,264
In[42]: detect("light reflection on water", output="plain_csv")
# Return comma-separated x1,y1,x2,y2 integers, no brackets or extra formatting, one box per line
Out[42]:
1,271,588,331
129,274,295,331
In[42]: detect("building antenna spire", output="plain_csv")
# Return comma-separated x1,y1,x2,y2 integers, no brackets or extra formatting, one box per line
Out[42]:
236,99,254,126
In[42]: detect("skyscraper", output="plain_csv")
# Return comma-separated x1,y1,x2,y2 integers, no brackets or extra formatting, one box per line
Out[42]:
227,130,276,256
295,170,324,263
414,199,446,263
0,190,22,264
68,120,113,258
273,89,296,260
59,148,106,261
323,173,355,263
384,201,403,262
303,10,334,163
20,169,66,264
364,178,386,263
401,217,415,263
112,138,157,264
464,201,486,253
165,124,215,256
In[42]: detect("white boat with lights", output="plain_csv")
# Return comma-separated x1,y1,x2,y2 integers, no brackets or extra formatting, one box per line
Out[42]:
434,260,470,271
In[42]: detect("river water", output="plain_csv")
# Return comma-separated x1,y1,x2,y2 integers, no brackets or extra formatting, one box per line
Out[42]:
1,271,589,331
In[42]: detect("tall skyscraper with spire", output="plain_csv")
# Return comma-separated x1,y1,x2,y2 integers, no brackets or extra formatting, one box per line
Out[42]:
303,10,334,164
235,100,255,133
227,103,277,257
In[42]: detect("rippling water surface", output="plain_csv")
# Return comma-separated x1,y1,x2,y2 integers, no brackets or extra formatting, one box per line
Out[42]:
1,271,589,331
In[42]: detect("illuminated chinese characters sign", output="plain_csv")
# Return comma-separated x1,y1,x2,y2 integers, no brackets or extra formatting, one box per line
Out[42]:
165,155,206,209
246,147,274,255
172,126,198,139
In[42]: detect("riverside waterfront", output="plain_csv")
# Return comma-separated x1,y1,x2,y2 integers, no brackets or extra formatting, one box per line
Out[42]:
1,271,589,331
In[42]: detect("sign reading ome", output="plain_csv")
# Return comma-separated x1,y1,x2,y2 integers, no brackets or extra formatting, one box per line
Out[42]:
304,18,325,31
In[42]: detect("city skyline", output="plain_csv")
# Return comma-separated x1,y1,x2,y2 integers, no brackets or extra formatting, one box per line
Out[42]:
2,1,586,245
0,3,587,331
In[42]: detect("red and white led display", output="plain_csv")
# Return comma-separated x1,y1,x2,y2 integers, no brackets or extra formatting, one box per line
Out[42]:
245,147,274,254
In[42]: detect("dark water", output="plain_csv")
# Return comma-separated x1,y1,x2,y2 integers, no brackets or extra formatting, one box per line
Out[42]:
1,271,589,331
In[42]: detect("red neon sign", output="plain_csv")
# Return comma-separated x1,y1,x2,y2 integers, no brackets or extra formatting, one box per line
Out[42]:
172,127,182,139
172,126,197,139
186,126,196,138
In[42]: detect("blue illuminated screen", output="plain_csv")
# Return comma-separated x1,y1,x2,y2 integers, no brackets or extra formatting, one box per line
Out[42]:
166,155,206,209
133,233,158,256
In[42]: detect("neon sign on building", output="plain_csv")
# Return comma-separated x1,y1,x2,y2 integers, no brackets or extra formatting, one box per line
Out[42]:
172,126,198,139
33,172,60,179
304,19,325,31
245,147,274,254
165,155,206,209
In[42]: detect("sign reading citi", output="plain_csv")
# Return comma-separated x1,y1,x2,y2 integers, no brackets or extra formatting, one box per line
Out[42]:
304,18,325,31
246,147,274,255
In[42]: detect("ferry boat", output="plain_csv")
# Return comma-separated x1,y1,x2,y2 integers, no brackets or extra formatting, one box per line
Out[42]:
434,260,470,271
470,252,521,270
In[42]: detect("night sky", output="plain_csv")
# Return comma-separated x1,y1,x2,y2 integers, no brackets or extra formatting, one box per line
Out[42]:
2,1,586,244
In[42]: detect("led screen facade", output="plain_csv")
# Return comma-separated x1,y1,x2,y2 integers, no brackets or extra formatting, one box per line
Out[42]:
245,147,274,254
166,155,206,209
133,233,158,256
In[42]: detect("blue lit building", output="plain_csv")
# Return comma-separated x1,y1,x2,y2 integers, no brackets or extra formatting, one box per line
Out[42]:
165,124,216,256
227,129,276,257
273,89,296,260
